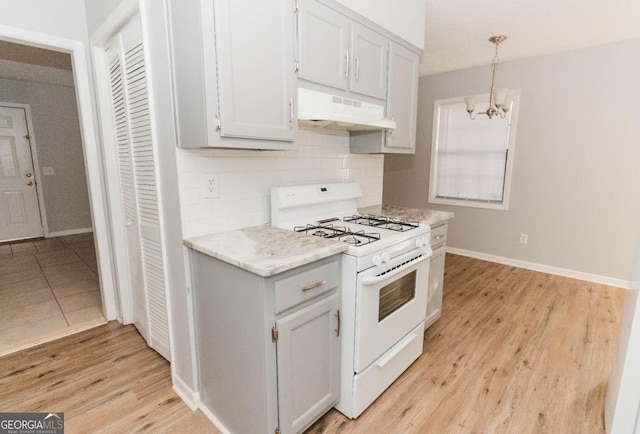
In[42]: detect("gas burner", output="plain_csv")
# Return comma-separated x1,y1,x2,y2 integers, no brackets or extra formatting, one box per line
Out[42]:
342,236,359,246
336,229,381,246
343,214,420,232
387,223,403,231
295,223,347,239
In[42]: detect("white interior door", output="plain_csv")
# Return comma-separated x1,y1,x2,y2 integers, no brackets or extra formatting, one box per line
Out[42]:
103,14,171,361
0,105,43,242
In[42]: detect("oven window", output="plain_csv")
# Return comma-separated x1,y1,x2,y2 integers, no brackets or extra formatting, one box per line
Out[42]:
378,270,416,321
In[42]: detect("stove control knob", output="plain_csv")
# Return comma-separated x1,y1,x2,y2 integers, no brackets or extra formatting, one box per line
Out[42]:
372,254,382,266
422,236,431,246
415,238,424,248
381,252,391,263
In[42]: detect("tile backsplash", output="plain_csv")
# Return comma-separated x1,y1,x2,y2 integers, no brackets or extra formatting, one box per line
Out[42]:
178,129,384,238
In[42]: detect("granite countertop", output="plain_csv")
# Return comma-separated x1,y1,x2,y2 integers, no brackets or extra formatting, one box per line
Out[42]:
184,225,348,277
359,204,454,227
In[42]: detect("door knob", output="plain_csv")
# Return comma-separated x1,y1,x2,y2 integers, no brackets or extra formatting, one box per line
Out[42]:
27,181,34,186
26,172,33,178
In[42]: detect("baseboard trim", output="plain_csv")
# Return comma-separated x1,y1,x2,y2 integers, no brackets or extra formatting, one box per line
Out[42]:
47,227,93,237
172,375,200,411
198,404,232,434
446,247,632,289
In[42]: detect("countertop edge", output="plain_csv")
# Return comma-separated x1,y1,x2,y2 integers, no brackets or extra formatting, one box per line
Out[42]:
184,226,348,278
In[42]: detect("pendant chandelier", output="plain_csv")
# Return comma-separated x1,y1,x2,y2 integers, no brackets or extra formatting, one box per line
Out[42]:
464,35,513,120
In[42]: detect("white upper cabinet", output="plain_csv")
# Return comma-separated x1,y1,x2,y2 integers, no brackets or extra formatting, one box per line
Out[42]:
350,23,388,99
350,41,420,154
386,41,419,151
169,0,295,149
297,1,350,91
297,0,388,100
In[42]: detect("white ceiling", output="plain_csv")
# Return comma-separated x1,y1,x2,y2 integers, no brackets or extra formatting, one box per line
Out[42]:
420,0,640,76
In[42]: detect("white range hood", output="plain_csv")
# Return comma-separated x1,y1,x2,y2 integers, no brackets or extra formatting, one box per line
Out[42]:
297,88,396,132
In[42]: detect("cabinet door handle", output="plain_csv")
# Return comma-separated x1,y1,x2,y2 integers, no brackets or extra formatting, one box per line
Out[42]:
344,50,349,77
434,235,445,240
355,54,360,80
289,96,294,128
335,309,341,337
301,280,326,292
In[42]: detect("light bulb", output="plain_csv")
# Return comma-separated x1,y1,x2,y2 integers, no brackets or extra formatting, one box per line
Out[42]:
464,96,478,112
493,88,508,106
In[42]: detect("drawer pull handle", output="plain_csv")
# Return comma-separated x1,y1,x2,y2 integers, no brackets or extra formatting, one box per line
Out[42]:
434,235,445,240
289,96,294,128
301,280,326,292
345,51,349,77
335,309,341,337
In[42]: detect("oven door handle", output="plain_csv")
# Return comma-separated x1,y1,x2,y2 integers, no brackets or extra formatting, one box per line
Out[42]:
361,254,430,286
377,332,418,368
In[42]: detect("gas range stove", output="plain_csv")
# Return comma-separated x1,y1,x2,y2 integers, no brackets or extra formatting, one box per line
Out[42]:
271,181,433,419
271,182,430,259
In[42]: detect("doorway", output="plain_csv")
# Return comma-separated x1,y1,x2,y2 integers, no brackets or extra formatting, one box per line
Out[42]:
0,33,117,353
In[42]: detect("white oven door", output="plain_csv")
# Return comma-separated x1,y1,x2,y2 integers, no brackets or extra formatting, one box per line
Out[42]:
354,246,431,373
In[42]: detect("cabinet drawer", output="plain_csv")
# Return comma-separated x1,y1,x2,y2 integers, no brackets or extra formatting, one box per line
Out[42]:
274,261,339,314
430,224,447,248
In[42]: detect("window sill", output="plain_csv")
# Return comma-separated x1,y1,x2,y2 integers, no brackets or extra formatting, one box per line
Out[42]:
428,196,509,211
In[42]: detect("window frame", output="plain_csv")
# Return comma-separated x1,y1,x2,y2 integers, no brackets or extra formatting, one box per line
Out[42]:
428,91,520,211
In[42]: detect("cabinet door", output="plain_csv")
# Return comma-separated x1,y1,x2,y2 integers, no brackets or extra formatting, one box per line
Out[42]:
214,0,295,141
298,0,350,92
276,294,341,434
426,245,445,328
386,41,419,151
350,23,388,99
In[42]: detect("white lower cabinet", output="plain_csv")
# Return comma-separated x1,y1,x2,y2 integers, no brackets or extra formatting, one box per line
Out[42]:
190,251,341,434
426,223,448,328
276,294,341,433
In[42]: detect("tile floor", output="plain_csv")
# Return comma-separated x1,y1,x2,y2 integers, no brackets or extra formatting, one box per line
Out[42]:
0,233,105,354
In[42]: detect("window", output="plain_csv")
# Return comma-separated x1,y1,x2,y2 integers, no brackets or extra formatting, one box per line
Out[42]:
428,92,519,210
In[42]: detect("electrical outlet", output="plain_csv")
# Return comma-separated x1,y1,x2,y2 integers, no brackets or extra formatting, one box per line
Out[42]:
42,167,55,176
202,173,219,199
520,233,528,244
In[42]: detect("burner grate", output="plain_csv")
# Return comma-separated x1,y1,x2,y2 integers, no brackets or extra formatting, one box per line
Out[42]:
343,214,419,232
295,223,381,246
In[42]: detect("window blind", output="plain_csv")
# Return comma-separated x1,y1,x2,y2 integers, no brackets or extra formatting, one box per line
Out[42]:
434,98,512,203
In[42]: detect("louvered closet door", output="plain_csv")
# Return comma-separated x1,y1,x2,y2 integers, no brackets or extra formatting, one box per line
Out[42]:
106,15,171,361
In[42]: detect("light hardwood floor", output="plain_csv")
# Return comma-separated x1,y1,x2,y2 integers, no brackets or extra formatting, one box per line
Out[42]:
0,254,625,433
308,254,626,433
0,321,215,433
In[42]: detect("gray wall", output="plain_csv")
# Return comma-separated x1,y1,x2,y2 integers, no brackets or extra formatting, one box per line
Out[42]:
384,38,640,282
0,0,89,42
84,0,125,35
0,78,92,234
